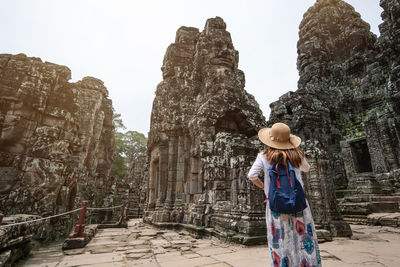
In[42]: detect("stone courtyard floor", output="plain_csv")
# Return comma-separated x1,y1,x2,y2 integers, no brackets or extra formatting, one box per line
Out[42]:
19,219,400,267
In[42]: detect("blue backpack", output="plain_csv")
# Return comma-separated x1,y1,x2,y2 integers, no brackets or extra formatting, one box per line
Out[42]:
268,161,307,214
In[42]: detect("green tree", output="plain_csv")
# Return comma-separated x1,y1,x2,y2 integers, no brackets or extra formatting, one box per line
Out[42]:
111,112,147,180
112,109,126,131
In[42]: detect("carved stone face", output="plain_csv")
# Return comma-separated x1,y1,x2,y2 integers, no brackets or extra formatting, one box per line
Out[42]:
0,104,36,154
209,38,237,70
162,27,200,79
175,27,199,45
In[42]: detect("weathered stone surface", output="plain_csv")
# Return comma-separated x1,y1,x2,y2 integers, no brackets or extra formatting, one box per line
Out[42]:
19,219,400,267
62,224,98,250
269,0,400,230
0,214,42,266
145,17,267,243
367,212,400,227
0,54,115,235
124,154,147,219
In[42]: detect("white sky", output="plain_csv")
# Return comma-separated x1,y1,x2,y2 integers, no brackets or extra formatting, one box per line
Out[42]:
0,0,383,136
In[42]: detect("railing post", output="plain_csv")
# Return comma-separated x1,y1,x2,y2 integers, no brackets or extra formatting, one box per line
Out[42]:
117,203,127,225
0,213,3,225
68,201,88,238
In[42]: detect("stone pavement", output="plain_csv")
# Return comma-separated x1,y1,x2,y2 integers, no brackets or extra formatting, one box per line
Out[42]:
18,219,400,267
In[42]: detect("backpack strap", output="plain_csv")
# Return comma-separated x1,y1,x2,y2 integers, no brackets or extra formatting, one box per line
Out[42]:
275,164,281,188
286,165,293,188
275,163,293,189
287,161,295,188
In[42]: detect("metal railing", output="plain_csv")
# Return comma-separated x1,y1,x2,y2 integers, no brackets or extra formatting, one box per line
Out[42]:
0,201,127,237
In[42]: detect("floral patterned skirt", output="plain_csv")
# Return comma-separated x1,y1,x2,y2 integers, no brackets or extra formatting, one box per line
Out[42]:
266,200,321,267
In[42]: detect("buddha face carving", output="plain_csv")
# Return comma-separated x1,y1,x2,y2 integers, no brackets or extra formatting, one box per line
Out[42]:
200,18,238,71
161,27,200,79
209,38,237,70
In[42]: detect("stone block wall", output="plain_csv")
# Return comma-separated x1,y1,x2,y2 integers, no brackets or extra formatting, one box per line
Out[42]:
144,17,268,243
269,0,400,225
0,54,115,231
144,15,351,242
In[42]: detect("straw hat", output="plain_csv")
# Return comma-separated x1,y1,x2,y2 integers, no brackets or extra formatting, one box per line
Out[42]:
258,123,301,150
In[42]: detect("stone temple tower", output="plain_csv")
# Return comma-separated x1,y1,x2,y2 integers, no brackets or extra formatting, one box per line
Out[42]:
145,17,269,244
144,15,352,243
269,0,400,231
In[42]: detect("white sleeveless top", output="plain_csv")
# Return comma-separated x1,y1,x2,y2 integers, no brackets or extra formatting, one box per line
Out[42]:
247,152,310,196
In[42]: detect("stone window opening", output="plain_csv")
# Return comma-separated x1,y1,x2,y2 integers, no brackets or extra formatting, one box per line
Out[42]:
286,105,293,115
350,139,373,173
215,111,255,137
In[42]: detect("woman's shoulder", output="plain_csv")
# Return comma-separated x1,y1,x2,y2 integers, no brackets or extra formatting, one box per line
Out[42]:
257,152,271,167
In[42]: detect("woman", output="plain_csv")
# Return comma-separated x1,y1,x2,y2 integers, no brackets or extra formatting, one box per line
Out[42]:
248,122,321,267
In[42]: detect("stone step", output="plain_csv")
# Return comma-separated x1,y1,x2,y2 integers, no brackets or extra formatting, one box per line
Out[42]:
316,229,332,243
367,213,400,227
343,215,368,225
314,224,325,230
335,189,354,199
342,195,400,204
339,201,399,215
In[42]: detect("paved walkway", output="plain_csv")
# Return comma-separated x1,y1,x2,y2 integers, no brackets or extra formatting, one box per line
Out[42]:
19,219,400,267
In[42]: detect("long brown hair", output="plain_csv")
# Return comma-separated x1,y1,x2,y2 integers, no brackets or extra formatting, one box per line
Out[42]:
262,146,305,168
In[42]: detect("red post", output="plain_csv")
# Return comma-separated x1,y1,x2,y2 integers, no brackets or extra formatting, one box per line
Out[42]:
68,201,88,238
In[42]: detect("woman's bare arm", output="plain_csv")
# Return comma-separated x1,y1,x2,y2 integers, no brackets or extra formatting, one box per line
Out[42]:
251,178,264,190
248,153,265,190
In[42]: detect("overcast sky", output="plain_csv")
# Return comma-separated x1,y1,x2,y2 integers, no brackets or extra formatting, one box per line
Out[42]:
0,0,383,136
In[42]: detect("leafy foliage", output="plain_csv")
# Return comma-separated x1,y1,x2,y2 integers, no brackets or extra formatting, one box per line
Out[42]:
111,112,147,180
112,109,126,131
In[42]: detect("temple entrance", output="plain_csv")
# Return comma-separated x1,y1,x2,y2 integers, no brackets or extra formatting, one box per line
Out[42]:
350,139,372,173
148,157,159,209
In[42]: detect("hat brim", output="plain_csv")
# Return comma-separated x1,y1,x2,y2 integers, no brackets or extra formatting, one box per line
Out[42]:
258,127,301,149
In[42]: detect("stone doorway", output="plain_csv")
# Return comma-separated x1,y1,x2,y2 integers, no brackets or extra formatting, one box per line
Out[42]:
350,138,373,173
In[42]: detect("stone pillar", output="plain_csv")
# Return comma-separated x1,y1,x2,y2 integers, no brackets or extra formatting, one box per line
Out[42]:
175,135,185,203
365,115,389,173
304,147,352,237
156,144,168,206
340,140,356,189
304,156,324,225
166,136,178,204
377,116,399,170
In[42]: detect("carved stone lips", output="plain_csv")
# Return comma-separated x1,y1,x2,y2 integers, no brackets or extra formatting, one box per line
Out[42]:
210,57,234,68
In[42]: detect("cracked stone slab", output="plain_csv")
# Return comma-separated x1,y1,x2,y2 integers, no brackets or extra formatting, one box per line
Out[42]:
125,248,152,254
126,258,159,266
196,247,233,256
23,263,60,267
126,253,147,259
157,256,219,267
58,252,124,266
128,239,149,246
19,222,400,267
139,230,158,236
183,253,201,259
202,263,233,267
